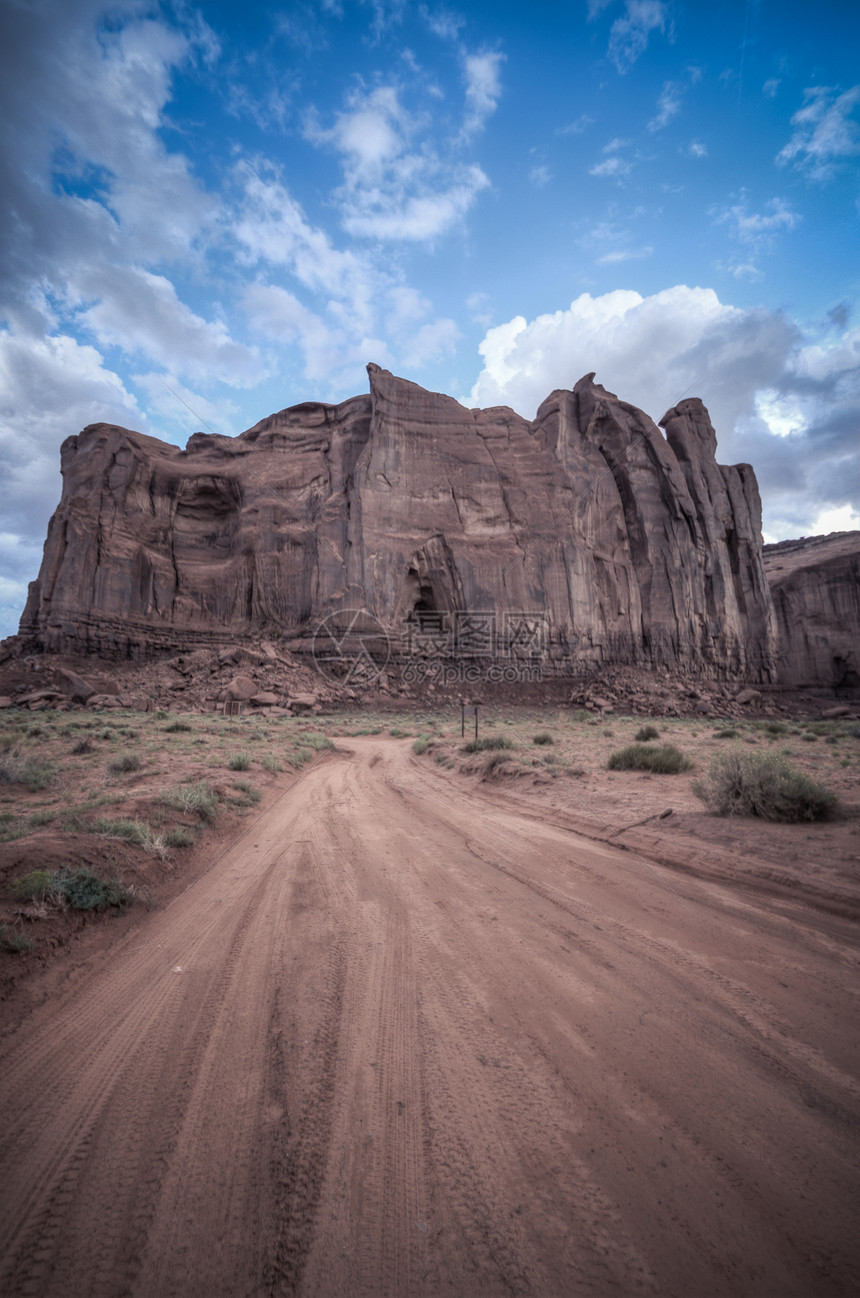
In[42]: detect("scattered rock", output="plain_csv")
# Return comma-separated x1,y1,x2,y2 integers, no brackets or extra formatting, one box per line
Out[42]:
735,689,762,705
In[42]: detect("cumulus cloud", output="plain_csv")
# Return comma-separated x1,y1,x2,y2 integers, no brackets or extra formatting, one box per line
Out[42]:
607,1,669,74
467,286,859,537
777,85,860,180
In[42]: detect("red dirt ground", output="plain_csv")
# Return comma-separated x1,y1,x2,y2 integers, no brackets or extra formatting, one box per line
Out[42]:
0,738,858,1296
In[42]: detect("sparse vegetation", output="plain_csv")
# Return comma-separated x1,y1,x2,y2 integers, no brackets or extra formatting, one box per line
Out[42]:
162,782,219,821
106,752,141,776
607,744,692,774
692,751,837,822
462,736,513,754
412,736,430,755
533,732,554,745
10,866,134,913
634,724,660,742
231,779,262,805
0,924,36,953
227,752,252,771
165,826,195,848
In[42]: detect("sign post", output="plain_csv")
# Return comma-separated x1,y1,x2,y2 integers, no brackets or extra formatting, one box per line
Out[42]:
461,701,479,741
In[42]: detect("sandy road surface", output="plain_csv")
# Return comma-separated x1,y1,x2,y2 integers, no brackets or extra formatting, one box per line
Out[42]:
0,738,858,1297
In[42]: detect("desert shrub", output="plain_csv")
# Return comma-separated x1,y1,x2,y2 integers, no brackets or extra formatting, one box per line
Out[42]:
762,721,789,736
389,727,412,738
607,744,692,774
533,732,554,746
11,869,56,902
287,747,312,768
163,720,192,733
692,751,837,822
165,826,195,848
107,752,141,776
462,736,513,754
713,728,738,739
228,752,252,770
162,782,219,821
801,733,818,743
93,816,151,845
303,733,333,751
231,779,261,805
55,867,134,911
262,754,281,773
0,747,26,784
570,708,592,722
634,724,661,742
0,749,56,791
412,736,430,754
0,924,36,953
72,737,94,754
483,751,514,774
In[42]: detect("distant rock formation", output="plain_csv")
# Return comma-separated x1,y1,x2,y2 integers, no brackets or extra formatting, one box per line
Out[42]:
20,364,780,680
763,532,860,690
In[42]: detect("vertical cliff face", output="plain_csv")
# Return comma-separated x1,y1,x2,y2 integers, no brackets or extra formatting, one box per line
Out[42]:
763,533,860,689
20,365,779,679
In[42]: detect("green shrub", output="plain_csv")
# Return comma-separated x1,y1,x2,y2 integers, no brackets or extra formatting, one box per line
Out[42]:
163,720,193,733
228,752,252,770
607,744,692,774
11,870,55,902
692,751,837,822
533,732,554,745
483,751,514,774
0,748,56,791
0,924,36,953
162,782,219,821
231,779,261,805
287,747,312,768
801,733,818,743
634,724,660,742
571,708,592,722
55,867,134,911
713,728,738,739
762,721,789,736
262,754,281,773
303,733,333,751
71,737,94,754
165,826,195,848
462,736,513,754
412,736,430,755
107,752,141,776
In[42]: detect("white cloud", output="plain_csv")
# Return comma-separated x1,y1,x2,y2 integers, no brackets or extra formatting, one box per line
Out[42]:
714,194,801,256
530,164,552,186
0,326,145,632
589,155,632,179
777,85,860,180
462,49,505,138
305,82,491,242
401,317,461,370
607,1,669,75
763,79,780,99
557,114,595,136
596,246,653,263
648,81,682,131
467,285,859,540
687,140,708,157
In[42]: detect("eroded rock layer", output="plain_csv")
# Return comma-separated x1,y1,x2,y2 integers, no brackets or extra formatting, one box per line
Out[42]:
763,532,860,690
20,365,779,679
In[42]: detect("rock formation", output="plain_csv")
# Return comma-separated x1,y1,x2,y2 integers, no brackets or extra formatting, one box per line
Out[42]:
19,365,779,681
763,532,860,690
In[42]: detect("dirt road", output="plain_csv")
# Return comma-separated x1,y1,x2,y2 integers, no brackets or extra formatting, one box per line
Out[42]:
0,738,858,1297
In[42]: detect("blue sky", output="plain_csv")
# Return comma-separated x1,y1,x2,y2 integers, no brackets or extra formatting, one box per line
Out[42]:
1,0,858,637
